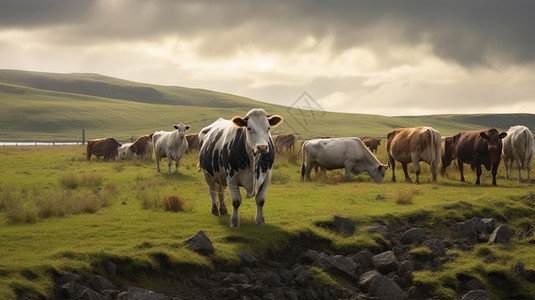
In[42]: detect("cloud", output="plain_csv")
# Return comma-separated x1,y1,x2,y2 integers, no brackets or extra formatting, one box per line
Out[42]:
1,0,535,115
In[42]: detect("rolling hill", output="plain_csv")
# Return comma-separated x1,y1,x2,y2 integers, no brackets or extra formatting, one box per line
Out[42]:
1,69,534,142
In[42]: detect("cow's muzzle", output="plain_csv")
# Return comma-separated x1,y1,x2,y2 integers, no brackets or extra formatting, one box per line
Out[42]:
256,144,269,154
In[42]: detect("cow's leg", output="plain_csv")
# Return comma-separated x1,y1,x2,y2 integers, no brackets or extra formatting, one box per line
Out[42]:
514,155,523,183
503,157,511,180
388,155,397,182
491,163,499,186
458,159,465,182
475,163,482,185
254,177,270,225
402,163,412,183
207,181,220,216
166,154,173,174
155,156,161,172
217,184,228,215
174,157,180,174
411,155,421,184
228,185,242,227
344,164,353,180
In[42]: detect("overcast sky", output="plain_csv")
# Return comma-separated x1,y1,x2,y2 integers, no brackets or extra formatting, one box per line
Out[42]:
1,0,535,116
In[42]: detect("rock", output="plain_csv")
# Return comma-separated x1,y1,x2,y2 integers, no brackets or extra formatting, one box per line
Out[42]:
237,251,258,267
358,270,381,292
79,288,106,300
455,217,496,241
333,215,356,236
312,254,360,279
90,275,116,293
369,274,405,300
461,289,491,300
372,251,399,274
124,286,167,300
397,260,415,277
367,225,391,239
400,227,426,245
423,238,446,256
185,231,214,255
352,250,374,269
488,224,514,244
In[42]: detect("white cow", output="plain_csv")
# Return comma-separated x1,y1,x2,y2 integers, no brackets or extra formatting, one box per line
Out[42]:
502,125,534,182
153,123,190,174
300,137,388,183
198,109,283,227
118,142,135,160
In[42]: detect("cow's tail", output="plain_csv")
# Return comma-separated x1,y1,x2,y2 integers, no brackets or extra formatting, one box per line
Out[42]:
522,128,534,168
300,141,307,182
429,128,440,168
86,142,92,160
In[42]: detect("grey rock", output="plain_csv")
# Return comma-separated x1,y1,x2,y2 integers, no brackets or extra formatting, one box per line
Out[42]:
185,231,214,255
369,274,406,300
372,251,400,274
400,227,426,245
333,215,356,236
461,289,491,300
489,224,514,244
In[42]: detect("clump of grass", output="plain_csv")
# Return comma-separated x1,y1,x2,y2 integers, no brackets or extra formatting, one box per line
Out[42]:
395,188,420,205
138,190,161,209
59,172,103,189
60,173,80,189
271,171,290,184
163,195,186,212
0,185,112,223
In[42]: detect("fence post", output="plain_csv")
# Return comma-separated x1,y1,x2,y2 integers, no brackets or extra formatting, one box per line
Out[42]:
82,129,85,145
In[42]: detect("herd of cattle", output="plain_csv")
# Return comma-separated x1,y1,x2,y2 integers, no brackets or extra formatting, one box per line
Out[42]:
85,109,534,227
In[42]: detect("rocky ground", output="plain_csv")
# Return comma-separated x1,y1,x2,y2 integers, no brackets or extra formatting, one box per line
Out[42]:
45,208,535,300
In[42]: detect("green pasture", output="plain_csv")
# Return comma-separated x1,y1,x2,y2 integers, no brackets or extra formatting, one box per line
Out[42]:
1,144,535,299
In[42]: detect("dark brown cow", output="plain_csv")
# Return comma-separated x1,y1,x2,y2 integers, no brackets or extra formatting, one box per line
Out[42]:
129,134,153,160
273,133,296,154
453,128,507,185
86,137,121,161
440,136,456,176
363,138,381,154
186,133,199,153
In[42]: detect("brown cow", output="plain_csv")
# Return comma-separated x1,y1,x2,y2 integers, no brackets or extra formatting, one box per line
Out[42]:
129,134,153,160
386,127,441,184
440,136,456,176
186,133,199,153
273,133,296,154
363,138,381,154
453,128,507,185
86,137,121,161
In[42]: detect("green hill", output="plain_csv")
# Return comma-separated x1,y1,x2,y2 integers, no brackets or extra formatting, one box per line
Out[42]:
1,69,534,142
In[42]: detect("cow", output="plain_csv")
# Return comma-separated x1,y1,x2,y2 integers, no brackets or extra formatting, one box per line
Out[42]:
453,128,507,186
86,137,121,161
502,125,533,183
273,133,296,154
186,133,199,154
198,108,283,227
386,127,441,184
300,137,387,183
363,138,381,154
118,142,135,160
153,123,190,174
440,136,456,176
129,134,153,160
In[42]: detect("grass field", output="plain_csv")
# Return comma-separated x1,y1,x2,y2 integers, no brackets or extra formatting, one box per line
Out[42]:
1,144,534,299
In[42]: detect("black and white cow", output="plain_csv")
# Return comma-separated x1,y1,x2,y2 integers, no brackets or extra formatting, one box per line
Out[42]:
198,109,283,227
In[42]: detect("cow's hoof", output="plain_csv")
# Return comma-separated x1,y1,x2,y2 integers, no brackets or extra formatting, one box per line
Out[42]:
211,206,219,216
219,208,229,216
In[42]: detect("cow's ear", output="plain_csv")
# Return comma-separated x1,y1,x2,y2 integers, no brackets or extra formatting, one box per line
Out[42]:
268,115,283,127
499,132,507,139
232,116,248,128
379,164,388,171
185,125,191,130
480,132,488,139
173,124,179,129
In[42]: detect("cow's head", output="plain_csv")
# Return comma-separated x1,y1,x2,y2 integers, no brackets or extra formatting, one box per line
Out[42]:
480,128,507,154
232,109,283,154
173,123,191,138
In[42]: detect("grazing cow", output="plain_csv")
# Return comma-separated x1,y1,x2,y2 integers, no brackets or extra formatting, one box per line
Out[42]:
129,134,153,160
118,142,135,160
300,137,387,183
153,123,190,174
440,136,456,176
453,128,507,185
502,125,533,182
363,138,381,154
198,109,283,227
273,133,297,154
86,137,121,161
186,133,199,153
386,127,441,184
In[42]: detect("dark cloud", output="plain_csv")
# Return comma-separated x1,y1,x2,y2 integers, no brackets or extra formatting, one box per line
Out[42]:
2,0,535,68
